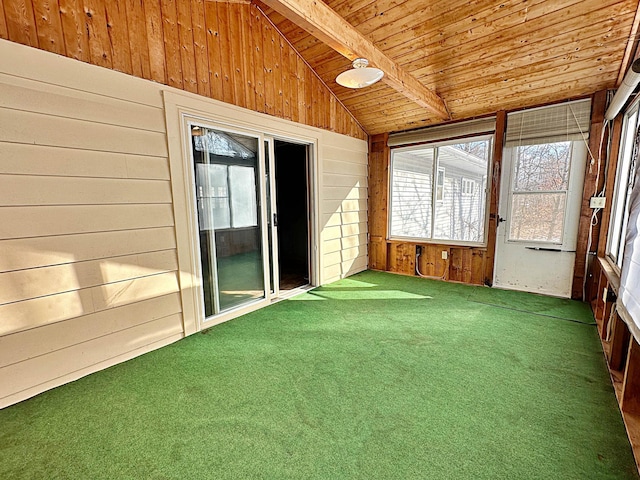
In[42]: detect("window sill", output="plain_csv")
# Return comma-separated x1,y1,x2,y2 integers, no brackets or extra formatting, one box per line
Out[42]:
387,237,487,249
598,256,621,294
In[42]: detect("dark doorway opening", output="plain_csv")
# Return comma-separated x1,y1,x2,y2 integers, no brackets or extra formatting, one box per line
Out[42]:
274,140,310,291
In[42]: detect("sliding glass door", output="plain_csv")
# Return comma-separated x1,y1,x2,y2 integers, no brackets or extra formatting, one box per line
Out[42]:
190,125,267,316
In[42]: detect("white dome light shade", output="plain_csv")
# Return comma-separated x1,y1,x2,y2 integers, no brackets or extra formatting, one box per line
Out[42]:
336,58,384,89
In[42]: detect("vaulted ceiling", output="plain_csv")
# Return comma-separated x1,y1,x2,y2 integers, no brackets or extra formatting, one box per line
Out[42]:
257,0,640,135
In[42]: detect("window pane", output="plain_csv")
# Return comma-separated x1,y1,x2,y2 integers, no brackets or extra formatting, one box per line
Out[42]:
509,193,566,243
433,142,489,242
192,126,264,317
608,108,638,266
436,167,445,202
229,165,258,228
514,142,571,192
196,164,230,230
390,149,434,238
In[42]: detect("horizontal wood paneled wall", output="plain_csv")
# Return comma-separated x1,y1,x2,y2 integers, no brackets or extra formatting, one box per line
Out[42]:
367,124,504,286
320,134,369,284
0,39,368,407
0,40,184,408
0,0,365,140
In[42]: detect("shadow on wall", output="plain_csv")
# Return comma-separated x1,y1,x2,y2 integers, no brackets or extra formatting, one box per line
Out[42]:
0,236,183,338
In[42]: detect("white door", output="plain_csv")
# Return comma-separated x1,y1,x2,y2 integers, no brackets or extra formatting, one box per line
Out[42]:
493,140,587,297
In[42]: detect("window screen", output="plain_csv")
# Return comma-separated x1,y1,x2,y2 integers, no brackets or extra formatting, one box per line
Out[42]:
389,136,492,244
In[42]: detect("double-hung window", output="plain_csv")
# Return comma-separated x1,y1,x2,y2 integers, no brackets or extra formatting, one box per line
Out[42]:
507,141,573,244
389,135,492,244
607,99,639,270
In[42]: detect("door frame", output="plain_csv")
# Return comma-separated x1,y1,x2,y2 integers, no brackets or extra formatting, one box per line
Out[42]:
493,141,587,297
163,90,319,334
267,137,315,296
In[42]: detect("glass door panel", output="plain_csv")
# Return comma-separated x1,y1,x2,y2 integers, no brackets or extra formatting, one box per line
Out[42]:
191,125,266,316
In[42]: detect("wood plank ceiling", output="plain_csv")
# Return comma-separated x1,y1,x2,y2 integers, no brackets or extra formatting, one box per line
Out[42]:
258,0,640,135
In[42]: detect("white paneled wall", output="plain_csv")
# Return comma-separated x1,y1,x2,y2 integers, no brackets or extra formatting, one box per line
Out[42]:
0,39,367,408
320,139,369,284
0,41,184,408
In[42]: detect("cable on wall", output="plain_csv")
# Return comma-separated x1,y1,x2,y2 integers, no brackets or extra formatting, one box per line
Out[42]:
582,117,612,301
415,250,449,280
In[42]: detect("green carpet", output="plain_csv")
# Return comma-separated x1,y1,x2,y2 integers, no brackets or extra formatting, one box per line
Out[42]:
0,270,637,479
466,286,595,323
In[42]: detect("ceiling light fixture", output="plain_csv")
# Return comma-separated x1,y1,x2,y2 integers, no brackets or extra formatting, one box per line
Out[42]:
335,58,384,89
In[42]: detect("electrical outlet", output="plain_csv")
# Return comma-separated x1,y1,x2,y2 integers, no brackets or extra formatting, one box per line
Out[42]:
590,196,606,209
441,251,448,260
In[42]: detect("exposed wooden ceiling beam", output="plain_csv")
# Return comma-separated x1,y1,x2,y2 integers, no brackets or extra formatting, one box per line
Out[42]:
255,0,451,120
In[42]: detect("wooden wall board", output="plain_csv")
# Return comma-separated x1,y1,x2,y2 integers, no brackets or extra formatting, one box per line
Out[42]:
176,0,198,94
387,242,415,276
0,1,7,38
33,0,65,54
144,0,167,83
3,0,38,46
623,340,640,415
160,0,183,88
572,90,607,299
125,0,152,80
367,121,499,287
204,0,223,101
104,1,133,74
0,0,364,139
612,315,632,373
483,110,506,287
83,0,113,68
239,4,254,111
59,0,88,61
191,0,210,96
368,133,389,271
598,116,624,257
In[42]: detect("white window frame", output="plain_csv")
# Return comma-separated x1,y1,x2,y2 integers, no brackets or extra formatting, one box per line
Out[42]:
388,135,493,247
607,98,640,272
506,141,575,245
